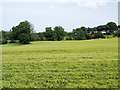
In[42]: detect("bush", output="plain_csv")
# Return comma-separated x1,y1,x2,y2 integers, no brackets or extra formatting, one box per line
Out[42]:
113,32,118,37
106,32,111,35
113,30,120,37
94,33,105,39
19,34,30,44
66,37,73,40
9,40,15,43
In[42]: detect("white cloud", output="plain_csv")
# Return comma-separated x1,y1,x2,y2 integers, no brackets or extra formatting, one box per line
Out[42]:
77,1,106,8
1,0,118,32
56,0,69,3
49,5,56,9
0,0,119,3
0,0,118,9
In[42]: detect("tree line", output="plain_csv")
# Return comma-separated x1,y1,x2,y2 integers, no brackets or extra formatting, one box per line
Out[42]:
0,20,120,44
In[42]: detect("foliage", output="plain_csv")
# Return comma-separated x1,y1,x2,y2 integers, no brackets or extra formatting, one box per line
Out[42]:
44,27,56,41
94,33,105,39
11,21,32,44
66,37,74,40
96,25,109,32
30,33,40,41
106,32,111,35
38,32,46,41
0,21,118,43
85,34,92,39
118,30,120,37
54,26,65,41
1,38,7,44
107,22,118,33
0,31,8,44
113,30,120,37
19,33,31,44
6,31,14,42
87,27,93,33
73,28,86,40
81,26,87,32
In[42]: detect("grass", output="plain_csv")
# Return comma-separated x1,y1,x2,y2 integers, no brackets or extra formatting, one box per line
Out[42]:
2,38,118,88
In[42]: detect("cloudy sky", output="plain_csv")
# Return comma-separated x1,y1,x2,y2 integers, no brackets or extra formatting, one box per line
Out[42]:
0,0,119,32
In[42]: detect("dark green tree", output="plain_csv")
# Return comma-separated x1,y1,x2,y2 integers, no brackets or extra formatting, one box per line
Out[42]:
81,26,87,32
94,32,105,39
0,30,8,44
107,22,118,33
73,28,86,40
85,34,92,39
96,25,104,32
11,21,32,44
19,33,30,44
44,27,56,41
54,26,65,41
97,25,109,32
38,32,45,41
6,30,15,43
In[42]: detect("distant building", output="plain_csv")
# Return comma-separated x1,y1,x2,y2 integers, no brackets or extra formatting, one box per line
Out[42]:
100,30,106,34
100,30,110,34
89,31,97,34
89,30,110,35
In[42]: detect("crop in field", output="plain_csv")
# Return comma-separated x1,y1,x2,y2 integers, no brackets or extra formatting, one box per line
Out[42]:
2,38,118,88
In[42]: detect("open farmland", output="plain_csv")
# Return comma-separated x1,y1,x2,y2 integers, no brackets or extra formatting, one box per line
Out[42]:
2,38,118,88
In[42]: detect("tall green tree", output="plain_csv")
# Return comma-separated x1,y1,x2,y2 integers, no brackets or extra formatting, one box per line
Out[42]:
44,27,56,41
81,26,87,32
54,26,65,41
73,28,86,40
11,21,32,44
0,30,8,44
107,22,118,33
96,25,104,32
97,25,109,32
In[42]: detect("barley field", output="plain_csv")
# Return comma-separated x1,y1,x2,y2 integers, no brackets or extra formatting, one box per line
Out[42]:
2,38,118,88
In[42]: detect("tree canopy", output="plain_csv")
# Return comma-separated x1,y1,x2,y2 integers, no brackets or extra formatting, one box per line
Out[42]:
107,22,118,33
0,21,118,44
11,21,32,44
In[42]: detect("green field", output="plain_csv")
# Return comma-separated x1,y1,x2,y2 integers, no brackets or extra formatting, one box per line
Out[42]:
2,38,118,88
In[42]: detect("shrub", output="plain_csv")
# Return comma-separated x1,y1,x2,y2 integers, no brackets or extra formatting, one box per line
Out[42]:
9,40,15,43
94,33,105,39
113,32,118,37
113,30,120,37
66,37,73,40
106,32,111,35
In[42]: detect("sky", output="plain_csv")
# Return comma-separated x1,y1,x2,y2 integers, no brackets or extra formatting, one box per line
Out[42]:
0,0,119,32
